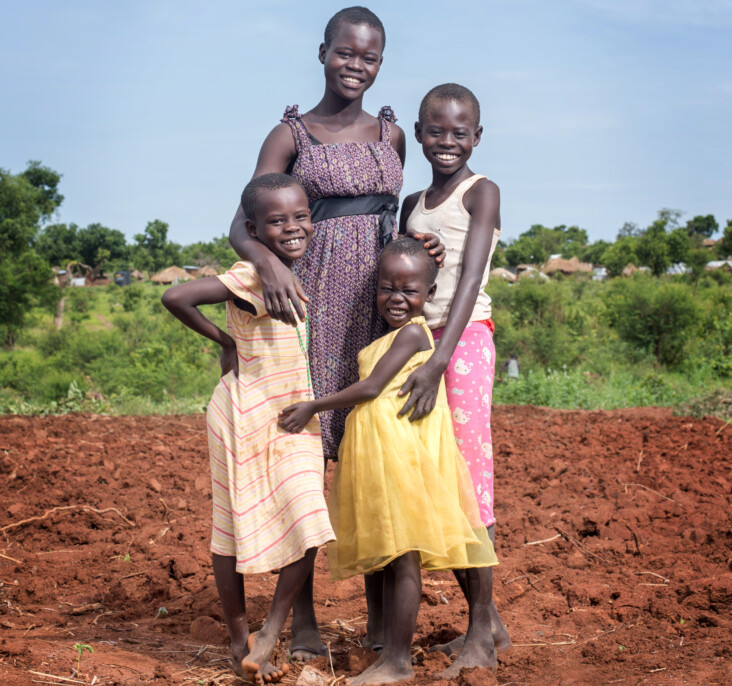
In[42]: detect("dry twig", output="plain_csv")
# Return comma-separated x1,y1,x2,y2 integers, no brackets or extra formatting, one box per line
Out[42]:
525,533,561,546
619,482,683,507
1,504,134,532
0,552,22,564
554,527,608,562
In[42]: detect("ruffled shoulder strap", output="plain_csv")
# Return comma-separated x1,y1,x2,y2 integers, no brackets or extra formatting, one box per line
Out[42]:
281,104,311,153
378,105,397,144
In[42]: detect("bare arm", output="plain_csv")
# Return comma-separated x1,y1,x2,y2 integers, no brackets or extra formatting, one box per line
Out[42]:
399,179,500,420
390,122,407,167
278,324,430,432
228,123,308,325
161,277,239,377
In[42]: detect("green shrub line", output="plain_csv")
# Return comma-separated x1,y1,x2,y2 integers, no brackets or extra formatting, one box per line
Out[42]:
1,275,730,418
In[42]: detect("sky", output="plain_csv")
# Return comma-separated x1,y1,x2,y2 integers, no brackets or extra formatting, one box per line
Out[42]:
2,0,731,246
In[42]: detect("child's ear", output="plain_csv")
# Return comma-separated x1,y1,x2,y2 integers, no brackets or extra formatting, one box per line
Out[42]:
473,125,484,146
414,121,423,144
318,43,327,64
426,282,437,302
245,219,258,239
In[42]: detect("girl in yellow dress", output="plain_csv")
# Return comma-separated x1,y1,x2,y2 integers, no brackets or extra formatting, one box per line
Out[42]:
279,236,498,685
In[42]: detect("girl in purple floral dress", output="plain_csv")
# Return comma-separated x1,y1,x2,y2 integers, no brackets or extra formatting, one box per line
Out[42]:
227,7,441,664
281,103,402,459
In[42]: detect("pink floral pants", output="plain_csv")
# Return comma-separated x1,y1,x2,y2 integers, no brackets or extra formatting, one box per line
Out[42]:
432,321,496,526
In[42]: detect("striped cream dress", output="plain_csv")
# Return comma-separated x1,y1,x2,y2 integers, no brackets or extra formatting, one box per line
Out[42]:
206,261,335,574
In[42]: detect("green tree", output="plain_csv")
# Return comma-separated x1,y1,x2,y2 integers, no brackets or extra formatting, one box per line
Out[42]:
602,237,638,277
636,219,670,276
686,248,711,281
616,221,642,239
605,278,697,367
133,219,181,273
667,227,691,264
36,222,82,266
78,223,128,267
580,240,611,265
716,221,732,259
685,214,718,238
179,234,237,269
0,162,62,346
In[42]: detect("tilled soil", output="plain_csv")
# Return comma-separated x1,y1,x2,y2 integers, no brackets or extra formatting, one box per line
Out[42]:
0,407,730,685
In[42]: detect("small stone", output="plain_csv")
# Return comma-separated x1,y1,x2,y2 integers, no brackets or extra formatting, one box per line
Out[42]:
103,459,115,472
8,503,23,516
296,665,331,686
176,498,187,510
148,478,162,493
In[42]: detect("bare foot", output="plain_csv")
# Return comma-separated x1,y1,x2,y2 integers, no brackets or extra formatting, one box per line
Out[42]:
430,625,511,658
347,658,413,685
437,635,496,679
361,634,384,653
289,627,326,663
241,633,289,684
492,623,512,653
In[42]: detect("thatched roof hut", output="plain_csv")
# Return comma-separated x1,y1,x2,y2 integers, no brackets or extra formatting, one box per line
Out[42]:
490,267,517,283
543,255,592,276
196,265,220,278
151,266,191,284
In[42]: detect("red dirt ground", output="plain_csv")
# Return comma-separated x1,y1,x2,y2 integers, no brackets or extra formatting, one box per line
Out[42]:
1,407,730,685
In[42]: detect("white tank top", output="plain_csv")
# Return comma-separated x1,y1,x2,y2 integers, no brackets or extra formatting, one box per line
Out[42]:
406,174,501,329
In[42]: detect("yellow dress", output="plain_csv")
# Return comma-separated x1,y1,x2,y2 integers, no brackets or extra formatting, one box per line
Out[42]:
327,317,498,580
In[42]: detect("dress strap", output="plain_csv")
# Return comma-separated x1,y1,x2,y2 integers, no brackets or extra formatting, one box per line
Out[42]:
378,106,397,144
281,105,312,153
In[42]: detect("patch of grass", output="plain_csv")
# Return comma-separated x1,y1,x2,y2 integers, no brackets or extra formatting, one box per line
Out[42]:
675,389,732,422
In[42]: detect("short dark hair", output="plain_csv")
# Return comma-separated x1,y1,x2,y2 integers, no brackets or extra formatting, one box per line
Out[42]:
418,83,481,126
380,236,438,284
240,173,305,220
324,6,386,50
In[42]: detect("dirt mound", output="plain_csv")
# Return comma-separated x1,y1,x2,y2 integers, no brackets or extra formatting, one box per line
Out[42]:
1,407,730,684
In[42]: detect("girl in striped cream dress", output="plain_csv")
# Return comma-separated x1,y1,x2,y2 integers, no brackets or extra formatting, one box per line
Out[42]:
162,174,334,685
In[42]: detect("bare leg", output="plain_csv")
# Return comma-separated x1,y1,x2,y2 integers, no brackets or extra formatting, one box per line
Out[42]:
289,562,327,662
212,554,260,680
363,571,384,651
242,548,317,683
289,460,327,662
349,553,420,685
438,564,496,678
430,525,511,657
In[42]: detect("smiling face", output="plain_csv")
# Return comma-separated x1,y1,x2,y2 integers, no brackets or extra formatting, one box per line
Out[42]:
319,22,383,100
245,185,313,265
376,252,436,329
415,99,483,175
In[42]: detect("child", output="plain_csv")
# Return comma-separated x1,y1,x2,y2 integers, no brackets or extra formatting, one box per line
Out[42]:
162,173,335,685
228,6,442,662
397,83,512,661
279,237,498,684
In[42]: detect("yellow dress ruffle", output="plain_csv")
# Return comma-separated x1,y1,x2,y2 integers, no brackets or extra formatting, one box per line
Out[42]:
327,317,498,580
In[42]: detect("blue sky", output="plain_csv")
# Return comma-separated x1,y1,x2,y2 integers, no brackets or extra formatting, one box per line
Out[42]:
2,0,730,246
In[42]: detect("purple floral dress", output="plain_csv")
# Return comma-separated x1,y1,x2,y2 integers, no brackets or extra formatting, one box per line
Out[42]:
281,105,403,459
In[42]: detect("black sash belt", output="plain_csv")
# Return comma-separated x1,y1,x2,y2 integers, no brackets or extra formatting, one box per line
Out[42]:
309,194,399,247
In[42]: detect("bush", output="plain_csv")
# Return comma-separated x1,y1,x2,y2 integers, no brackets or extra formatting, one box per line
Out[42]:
603,277,697,367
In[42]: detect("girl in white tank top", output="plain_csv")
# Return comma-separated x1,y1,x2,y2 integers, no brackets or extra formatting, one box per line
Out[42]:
395,84,512,675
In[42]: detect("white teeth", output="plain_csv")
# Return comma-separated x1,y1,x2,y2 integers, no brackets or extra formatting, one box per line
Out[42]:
388,309,406,315
342,76,361,84
283,237,303,246
436,153,458,161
